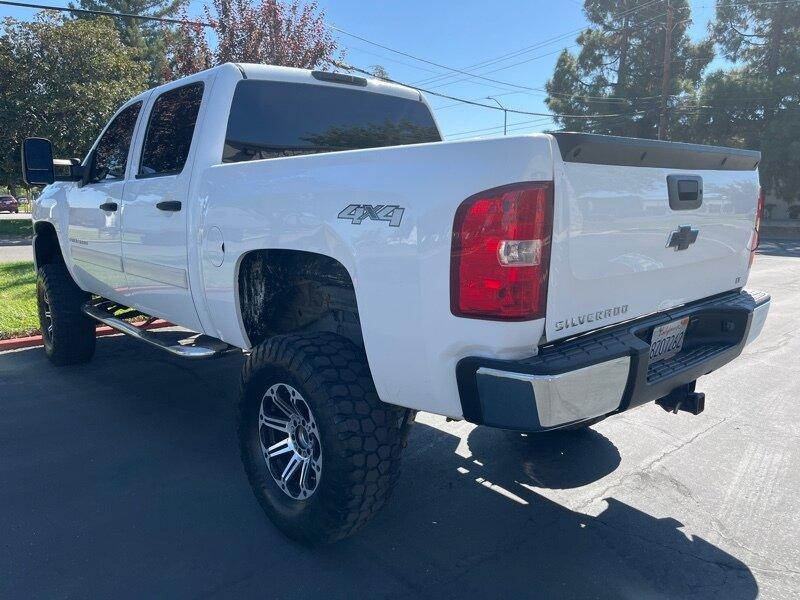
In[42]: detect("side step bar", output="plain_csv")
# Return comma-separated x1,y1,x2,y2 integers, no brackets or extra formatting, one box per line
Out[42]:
82,301,231,359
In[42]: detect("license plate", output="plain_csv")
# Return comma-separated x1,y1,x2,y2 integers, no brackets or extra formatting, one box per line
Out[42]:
649,317,689,363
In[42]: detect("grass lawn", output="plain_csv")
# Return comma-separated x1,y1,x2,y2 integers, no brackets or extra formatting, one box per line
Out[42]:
0,261,38,339
0,219,33,237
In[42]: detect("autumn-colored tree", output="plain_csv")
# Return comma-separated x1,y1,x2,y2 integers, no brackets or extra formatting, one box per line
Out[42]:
164,8,213,78
164,0,337,80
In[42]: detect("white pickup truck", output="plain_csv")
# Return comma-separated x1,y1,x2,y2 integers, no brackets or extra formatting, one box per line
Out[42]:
22,63,770,544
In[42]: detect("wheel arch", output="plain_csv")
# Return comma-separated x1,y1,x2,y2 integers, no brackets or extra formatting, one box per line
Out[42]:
236,249,363,349
32,221,65,270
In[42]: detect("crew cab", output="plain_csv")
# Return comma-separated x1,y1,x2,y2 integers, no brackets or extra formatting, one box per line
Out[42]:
22,63,770,544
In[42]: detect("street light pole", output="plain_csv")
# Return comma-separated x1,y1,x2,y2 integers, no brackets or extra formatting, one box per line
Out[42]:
486,96,508,135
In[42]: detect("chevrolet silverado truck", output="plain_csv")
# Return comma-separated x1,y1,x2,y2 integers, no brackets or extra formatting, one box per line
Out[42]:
21,63,770,544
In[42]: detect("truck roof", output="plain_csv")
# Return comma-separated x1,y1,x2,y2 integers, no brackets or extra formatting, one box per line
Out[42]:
123,63,425,112
235,63,422,102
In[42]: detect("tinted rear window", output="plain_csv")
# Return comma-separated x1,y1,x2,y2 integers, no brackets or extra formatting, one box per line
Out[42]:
223,80,440,163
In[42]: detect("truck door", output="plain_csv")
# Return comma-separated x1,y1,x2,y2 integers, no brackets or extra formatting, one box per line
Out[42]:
65,100,143,301
120,80,205,331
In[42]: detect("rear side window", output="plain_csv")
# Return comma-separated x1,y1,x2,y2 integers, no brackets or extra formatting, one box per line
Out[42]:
223,80,441,163
90,101,142,182
139,82,204,177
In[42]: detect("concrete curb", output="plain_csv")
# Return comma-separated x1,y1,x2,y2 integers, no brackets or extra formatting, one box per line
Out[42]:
0,320,172,352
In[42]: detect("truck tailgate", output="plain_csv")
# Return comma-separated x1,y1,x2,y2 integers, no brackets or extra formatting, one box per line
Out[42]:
545,133,761,342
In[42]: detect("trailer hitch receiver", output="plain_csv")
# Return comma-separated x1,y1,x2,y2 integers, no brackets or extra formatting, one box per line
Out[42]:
655,381,705,415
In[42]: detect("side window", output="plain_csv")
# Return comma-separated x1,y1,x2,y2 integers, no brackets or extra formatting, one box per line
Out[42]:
89,101,142,183
139,82,204,177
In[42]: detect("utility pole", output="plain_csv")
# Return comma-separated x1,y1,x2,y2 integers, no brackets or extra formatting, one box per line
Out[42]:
658,0,674,140
486,96,508,135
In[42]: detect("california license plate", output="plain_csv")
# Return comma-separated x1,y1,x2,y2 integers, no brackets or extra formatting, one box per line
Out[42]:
649,317,689,364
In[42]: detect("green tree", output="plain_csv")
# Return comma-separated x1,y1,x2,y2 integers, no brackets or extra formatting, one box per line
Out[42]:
545,0,713,140
71,0,182,85
370,65,389,80
694,0,800,203
0,14,147,188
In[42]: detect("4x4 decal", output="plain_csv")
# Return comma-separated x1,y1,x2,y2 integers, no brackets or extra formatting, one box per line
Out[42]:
338,204,404,227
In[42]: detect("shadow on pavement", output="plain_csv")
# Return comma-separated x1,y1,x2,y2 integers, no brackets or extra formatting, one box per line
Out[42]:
0,337,757,599
476,425,622,489
757,239,800,257
362,423,758,598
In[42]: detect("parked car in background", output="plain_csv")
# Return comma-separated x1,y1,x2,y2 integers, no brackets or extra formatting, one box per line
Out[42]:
0,194,19,213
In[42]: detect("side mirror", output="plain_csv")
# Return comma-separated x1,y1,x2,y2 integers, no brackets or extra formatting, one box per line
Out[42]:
21,137,55,186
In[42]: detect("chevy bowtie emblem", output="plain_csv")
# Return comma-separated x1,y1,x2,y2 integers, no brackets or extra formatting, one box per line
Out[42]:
667,225,699,251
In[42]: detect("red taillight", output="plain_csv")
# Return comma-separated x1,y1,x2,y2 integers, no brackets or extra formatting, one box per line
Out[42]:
749,187,765,267
450,181,553,320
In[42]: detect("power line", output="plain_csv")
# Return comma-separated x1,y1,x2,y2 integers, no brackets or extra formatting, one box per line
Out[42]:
413,0,663,87
8,0,793,121
426,7,674,92
0,0,212,26
329,8,671,102
4,0,654,103
326,23,554,95
0,0,658,119
433,90,527,111
421,0,796,94
330,3,667,97
446,117,555,139
336,60,650,120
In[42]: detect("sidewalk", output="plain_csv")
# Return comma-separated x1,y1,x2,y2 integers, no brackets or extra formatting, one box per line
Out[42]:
0,236,32,263
0,213,33,263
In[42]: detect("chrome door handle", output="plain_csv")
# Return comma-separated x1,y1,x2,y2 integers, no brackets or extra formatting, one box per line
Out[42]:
156,201,182,212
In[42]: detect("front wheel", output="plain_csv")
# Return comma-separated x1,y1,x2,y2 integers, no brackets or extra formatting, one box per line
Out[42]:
36,263,96,365
238,333,409,545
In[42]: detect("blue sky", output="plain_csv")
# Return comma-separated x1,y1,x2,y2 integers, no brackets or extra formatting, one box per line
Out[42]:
1,0,720,139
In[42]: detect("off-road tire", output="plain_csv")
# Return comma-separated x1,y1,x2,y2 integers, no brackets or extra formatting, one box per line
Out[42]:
238,332,409,545
36,263,96,366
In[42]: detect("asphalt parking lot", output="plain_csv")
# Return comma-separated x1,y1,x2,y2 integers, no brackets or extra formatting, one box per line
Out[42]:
1,242,799,599
0,213,32,263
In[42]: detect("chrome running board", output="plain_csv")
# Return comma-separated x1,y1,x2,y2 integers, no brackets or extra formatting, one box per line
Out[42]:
82,301,232,359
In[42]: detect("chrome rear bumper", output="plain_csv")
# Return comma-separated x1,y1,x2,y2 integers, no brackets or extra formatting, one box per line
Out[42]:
456,289,770,431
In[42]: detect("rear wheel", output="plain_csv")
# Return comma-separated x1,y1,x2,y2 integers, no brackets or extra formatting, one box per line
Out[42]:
238,333,409,544
36,263,96,365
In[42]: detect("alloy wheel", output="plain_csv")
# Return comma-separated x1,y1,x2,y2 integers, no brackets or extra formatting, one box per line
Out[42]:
258,383,322,500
